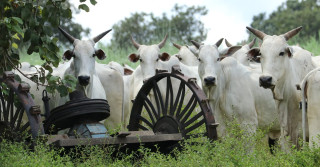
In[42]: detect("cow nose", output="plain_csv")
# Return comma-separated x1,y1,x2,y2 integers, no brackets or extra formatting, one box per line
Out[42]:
259,76,273,88
204,77,216,86
78,76,90,86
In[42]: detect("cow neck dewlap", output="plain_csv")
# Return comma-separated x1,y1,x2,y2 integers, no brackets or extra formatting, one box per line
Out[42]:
272,59,298,101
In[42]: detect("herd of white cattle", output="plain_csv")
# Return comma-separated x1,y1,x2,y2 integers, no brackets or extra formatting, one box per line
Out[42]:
16,26,320,151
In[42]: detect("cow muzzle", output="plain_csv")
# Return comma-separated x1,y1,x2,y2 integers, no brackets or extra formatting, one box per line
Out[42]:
204,76,216,86
259,76,274,89
78,76,90,86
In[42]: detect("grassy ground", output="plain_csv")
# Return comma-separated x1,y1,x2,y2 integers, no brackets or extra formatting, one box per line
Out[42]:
1,122,320,166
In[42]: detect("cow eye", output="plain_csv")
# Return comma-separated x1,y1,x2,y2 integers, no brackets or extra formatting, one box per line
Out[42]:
279,52,285,56
197,57,201,62
139,59,143,62
156,58,159,61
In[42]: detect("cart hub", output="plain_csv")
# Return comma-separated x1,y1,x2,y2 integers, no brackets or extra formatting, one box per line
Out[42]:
153,116,180,134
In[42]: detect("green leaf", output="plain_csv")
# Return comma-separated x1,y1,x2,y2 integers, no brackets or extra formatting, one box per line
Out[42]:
90,0,97,5
12,33,20,40
11,17,23,24
78,4,89,12
80,0,87,2
57,85,68,97
12,42,18,49
21,7,32,20
11,24,24,36
24,29,32,42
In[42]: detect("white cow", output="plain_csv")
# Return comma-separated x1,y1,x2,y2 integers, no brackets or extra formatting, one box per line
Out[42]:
128,35,201,100
191,40,280,144
221,38,258,67
127,35,202,127
51,27,124,130
102,61,135,129
172,43,199,66
300,67,320,148
247,26,317,150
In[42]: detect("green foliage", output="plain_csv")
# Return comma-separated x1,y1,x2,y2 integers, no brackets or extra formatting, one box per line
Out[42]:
248,0,320,44
2,121,320,166
109,4,208,50
0,0,90,97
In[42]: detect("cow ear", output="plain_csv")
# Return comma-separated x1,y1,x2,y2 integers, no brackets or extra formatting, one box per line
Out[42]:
247,47,260,60
124,67,133,75
63,50,74,60
286,46,293,58
159,52,170,61
217,56,227,61
226,46,242,56
95,49,106,60
128,53,140,62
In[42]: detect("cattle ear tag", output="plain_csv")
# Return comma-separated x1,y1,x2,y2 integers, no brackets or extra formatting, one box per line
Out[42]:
128,53,139,63
95,49,106,60
159,52,170,61
63,50,74,60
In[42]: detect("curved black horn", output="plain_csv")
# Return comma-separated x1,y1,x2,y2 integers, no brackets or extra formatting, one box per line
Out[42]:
225,39,233,47
248,38,256,48
191,40,201,49
283,26,302,41
172,43,182,49
58,26,76,44
93,29,112,43
158,34,168,49
131,35,141,50
246,26,267,40
215,38,224,47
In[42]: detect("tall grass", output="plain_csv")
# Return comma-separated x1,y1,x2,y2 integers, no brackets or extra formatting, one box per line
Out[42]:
1,122,320,166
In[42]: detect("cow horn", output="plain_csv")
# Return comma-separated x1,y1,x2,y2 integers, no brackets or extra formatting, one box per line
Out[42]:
215,38,224,47
172,43,182,49
58,26,76,44
225,39,233,47
246,26,267,40
93,29,112,43
131,35,141,49
283,26,302,41
191,40,201,49
248,38,256,48
158,34,168,49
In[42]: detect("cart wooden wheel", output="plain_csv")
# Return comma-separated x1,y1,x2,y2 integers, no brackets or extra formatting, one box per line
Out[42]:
128,65,218,140
0,71,44,141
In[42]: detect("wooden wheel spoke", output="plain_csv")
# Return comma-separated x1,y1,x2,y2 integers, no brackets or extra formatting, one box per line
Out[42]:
0,87,6,121
16,109,25,131
19,122,30,132
180,96,197,123
170,81,185,116
184,119,205,135
183,112,203,128
174,83,186,118
5,89,14,123
138,115,154,129
152,80,165,113
10,106,23,128
177,95,195,119
138,124,149,131
141,93,159,120
164,76,173,116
